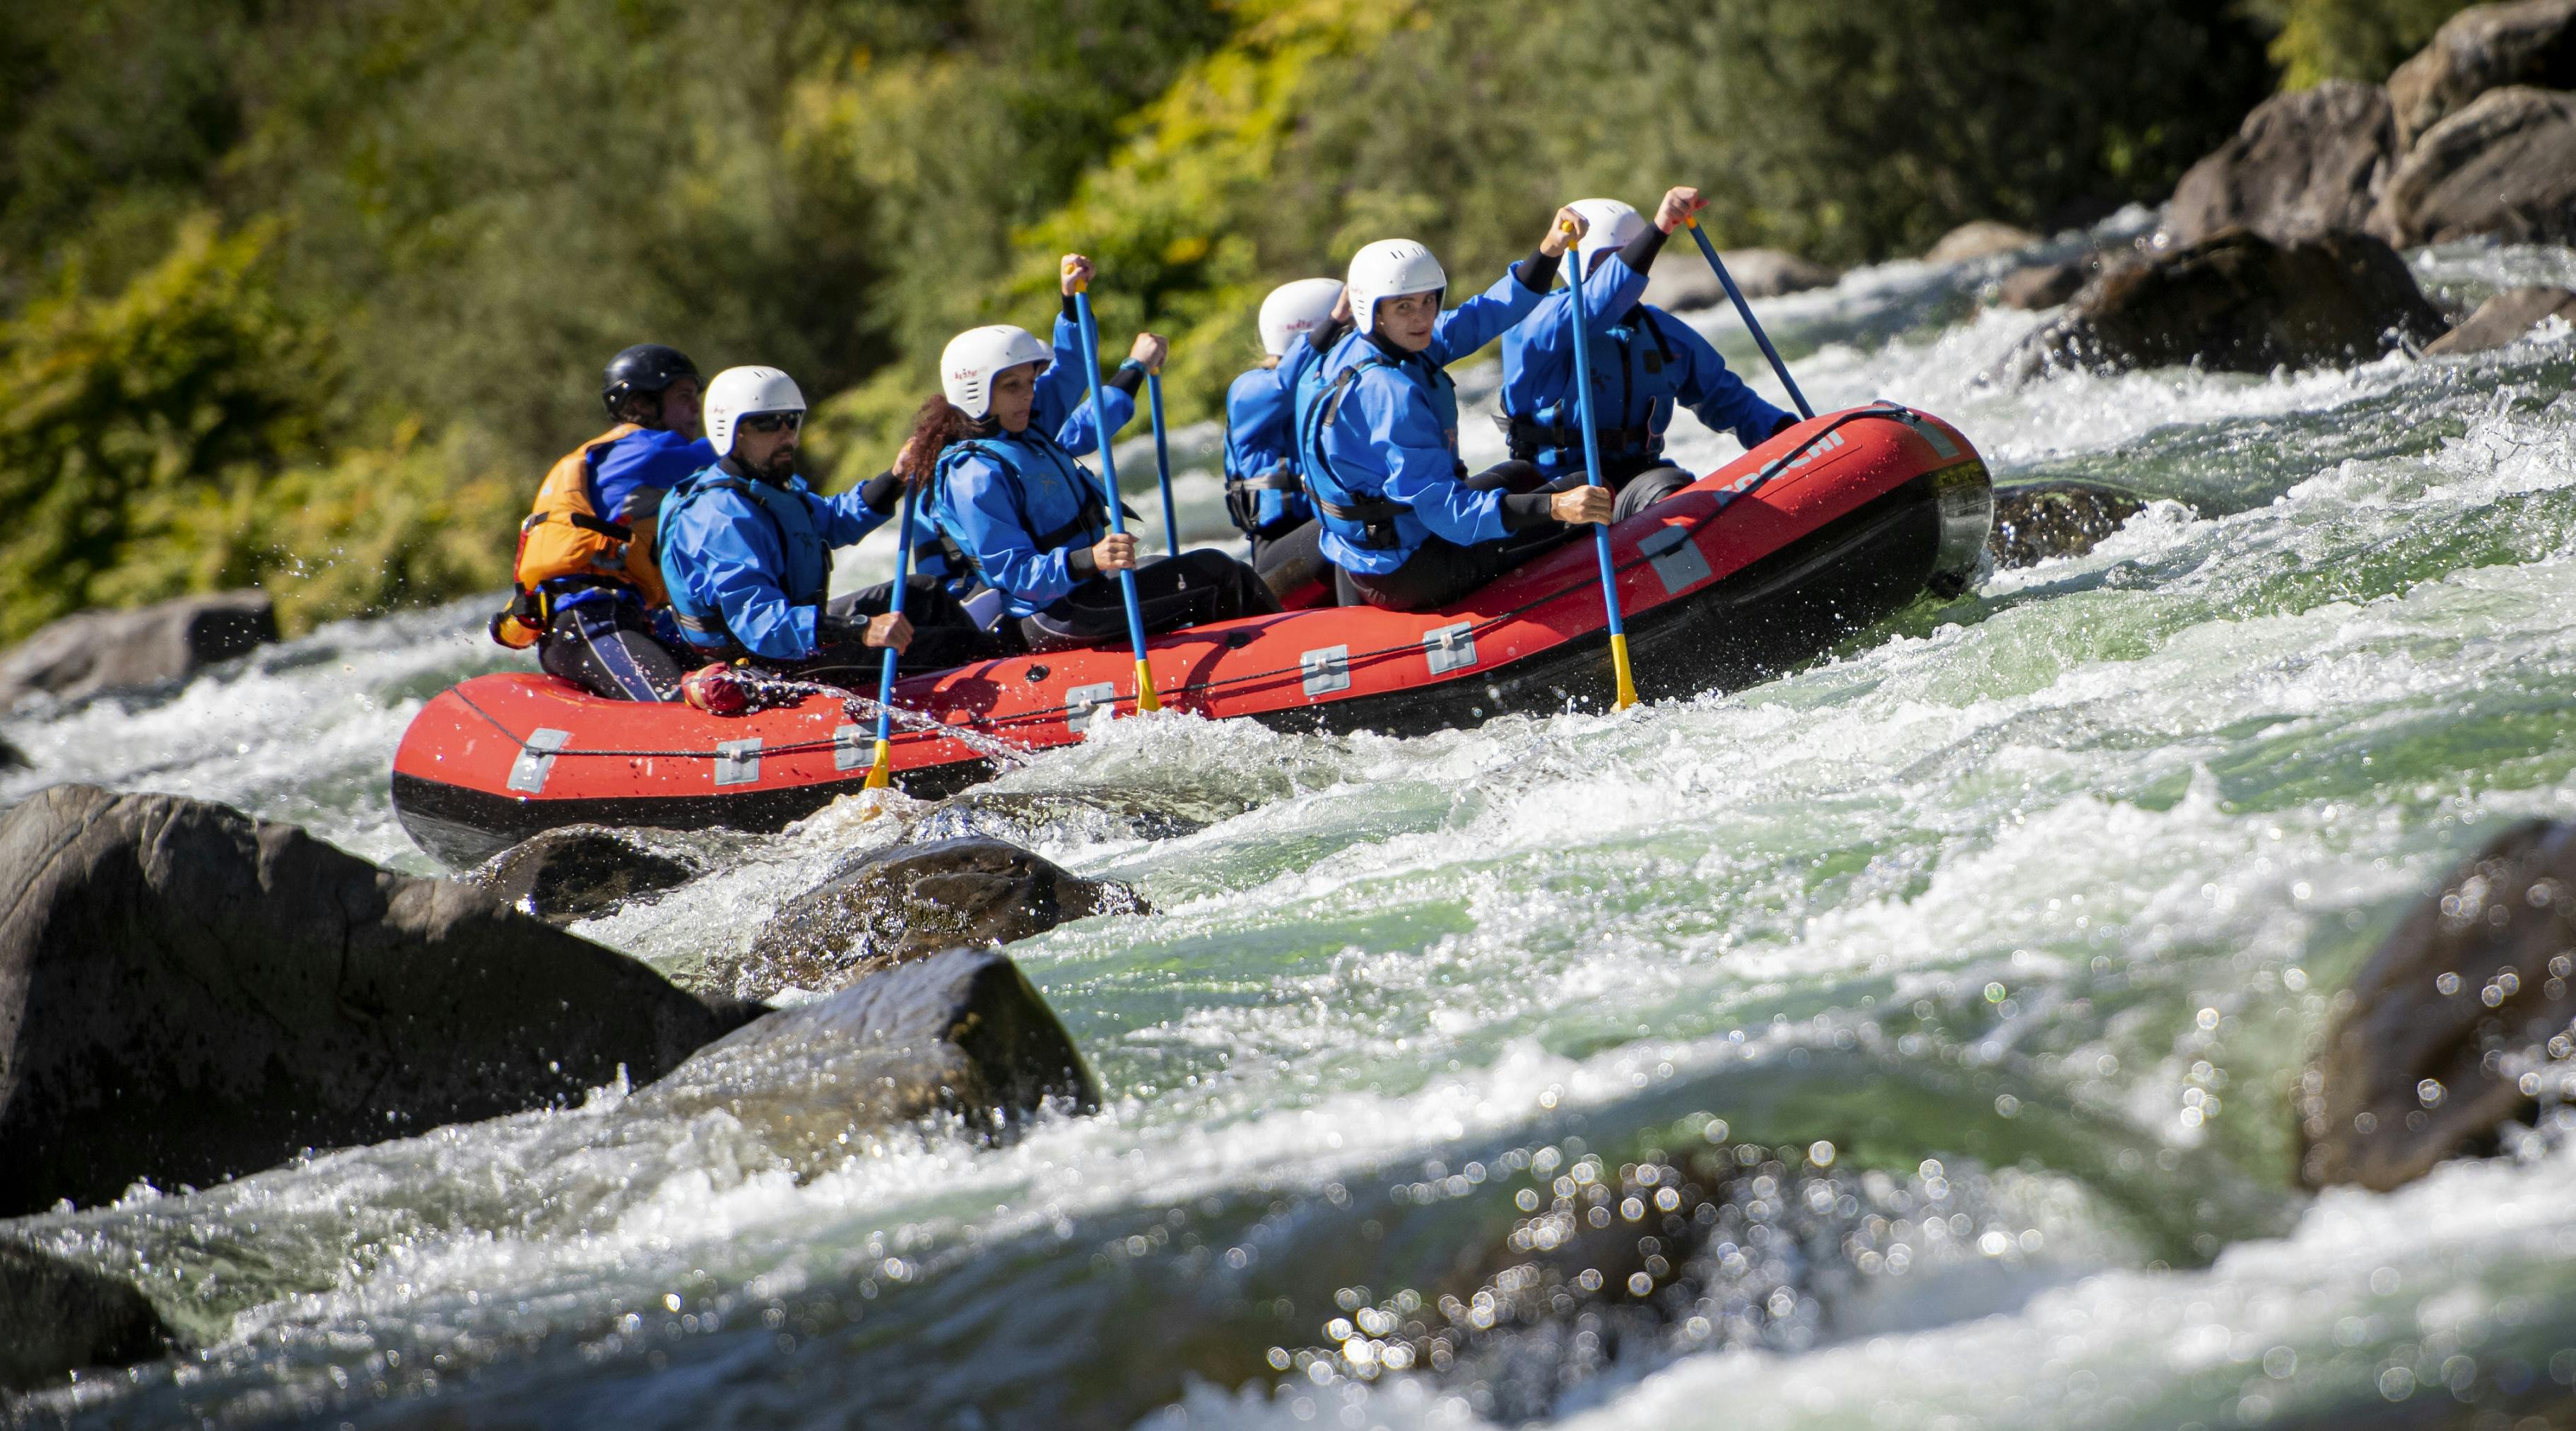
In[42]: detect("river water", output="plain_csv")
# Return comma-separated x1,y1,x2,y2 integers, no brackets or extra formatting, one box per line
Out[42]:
7,217,2576,1430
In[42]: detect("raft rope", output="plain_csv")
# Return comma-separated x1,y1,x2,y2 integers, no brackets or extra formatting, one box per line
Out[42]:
457,404,1921,765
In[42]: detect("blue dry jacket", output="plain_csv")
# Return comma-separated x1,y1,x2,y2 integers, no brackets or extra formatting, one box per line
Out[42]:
1295,261,1550,575
591,428,716,525
1221,337,1327,538
913,310,1139,597
1501,254,1792,477
926,426,1111,620
657,462,891,660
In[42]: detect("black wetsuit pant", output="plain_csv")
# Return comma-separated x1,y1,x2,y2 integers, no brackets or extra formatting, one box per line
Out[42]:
1018,549,1281,652
1249,520,1331,603
539,601,688,702
668,577,1012,692
1333,457,1694,612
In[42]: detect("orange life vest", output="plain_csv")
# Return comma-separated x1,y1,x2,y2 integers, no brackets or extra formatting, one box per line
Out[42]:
488,425,674,648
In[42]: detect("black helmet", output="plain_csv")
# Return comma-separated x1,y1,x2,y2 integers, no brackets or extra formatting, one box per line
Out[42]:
601,344,700,420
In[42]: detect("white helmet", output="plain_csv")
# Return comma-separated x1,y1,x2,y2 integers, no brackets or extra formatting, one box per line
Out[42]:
704,365,806,457
1568,199,1646,276
1345,240,1446,336
1258,278,1345,357
940,324,1052,420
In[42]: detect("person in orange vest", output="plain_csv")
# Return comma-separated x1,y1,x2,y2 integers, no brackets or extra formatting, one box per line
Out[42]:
491,345,712,700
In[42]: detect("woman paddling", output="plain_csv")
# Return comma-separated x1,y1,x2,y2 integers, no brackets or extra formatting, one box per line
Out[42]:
907,323,1278,654
1297,209,1616,612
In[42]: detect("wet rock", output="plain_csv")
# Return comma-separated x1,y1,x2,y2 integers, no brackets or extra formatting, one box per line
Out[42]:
0,735,24,771
2386,0,2576,149
1642,249,1840,312
2008,228,2447,377
722,837,1144,1000
0,591,278,712
0,1239,182,1392
2372,86,2576,248
462,825,703,926
2163,81,2396,247
633,948,1099,1170
2423,283,2576,354
0,784,762,1218
1996,261,2088,311
2298,820,2576,1192
1924,220,2042,265
1987,481,2152,567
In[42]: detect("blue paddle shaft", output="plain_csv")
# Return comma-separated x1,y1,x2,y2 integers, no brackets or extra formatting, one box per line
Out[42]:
1070,290,1153,662
1685,221,1813,420
1561,247,1629,642
869,485,916,746
1148,373,1180,557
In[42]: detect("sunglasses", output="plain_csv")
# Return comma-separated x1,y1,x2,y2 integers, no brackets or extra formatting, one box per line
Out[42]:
739,411,804,435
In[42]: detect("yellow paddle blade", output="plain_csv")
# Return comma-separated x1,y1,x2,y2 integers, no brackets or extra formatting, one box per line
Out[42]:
1134,658,1162,714
1610,632,1639,711
862,738,894,789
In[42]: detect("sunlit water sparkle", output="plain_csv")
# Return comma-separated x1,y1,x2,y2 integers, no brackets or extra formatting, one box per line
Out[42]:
6,219,2576,1430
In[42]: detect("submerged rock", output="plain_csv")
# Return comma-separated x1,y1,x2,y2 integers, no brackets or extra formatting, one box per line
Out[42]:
2298,820,2576,1192
2386,0,2576,149
2424,284,2576,354
915,789,1211,847
633,948,1099,1171
2007,228,2447,377
2372,86,2576,248
0,784,760,1217
464,825,704,925
0,591,278,712
722,837,1144,1001
1924,220,2042,265
0,1239,181,1393
1987,482,2153,567
2164,81,2396,247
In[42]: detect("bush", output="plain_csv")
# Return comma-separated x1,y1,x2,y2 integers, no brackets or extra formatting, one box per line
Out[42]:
2249,0,2478,87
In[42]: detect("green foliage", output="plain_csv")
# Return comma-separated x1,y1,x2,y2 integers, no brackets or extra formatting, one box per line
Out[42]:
0,216,321,640
2249,0,2476,86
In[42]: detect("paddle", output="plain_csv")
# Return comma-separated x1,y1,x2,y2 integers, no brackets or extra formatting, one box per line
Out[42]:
1068,282,1165,714
1681,214,1814,421
1148,372,1181,557
861,483,918,789
1560,221,1640,711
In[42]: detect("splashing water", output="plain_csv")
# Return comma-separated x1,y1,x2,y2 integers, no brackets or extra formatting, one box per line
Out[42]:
8,220,2576,1429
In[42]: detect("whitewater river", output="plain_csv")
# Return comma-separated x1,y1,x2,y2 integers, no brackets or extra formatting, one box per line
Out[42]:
7,216,2576,1429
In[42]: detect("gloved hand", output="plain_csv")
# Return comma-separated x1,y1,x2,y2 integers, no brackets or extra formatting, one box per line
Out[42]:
681,663,749,716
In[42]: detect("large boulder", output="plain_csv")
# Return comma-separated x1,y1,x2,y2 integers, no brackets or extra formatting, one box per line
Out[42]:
1987,482,2152,567
0,784,761,1217
1924,220,2042,265
2386,0,2576,149
0,592,278,712
2008,228,2448,377
2424,284,2576,353
631,948,1099,1172
462,825,705,925
2372,86,2576,247
0,1239,182,1393
2298,820,2576,1191
1996,259,2092,311
2164,81,2396,247
718,836,1145,1001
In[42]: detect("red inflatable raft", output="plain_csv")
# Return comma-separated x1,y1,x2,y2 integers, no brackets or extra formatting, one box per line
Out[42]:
392,403,1992,866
